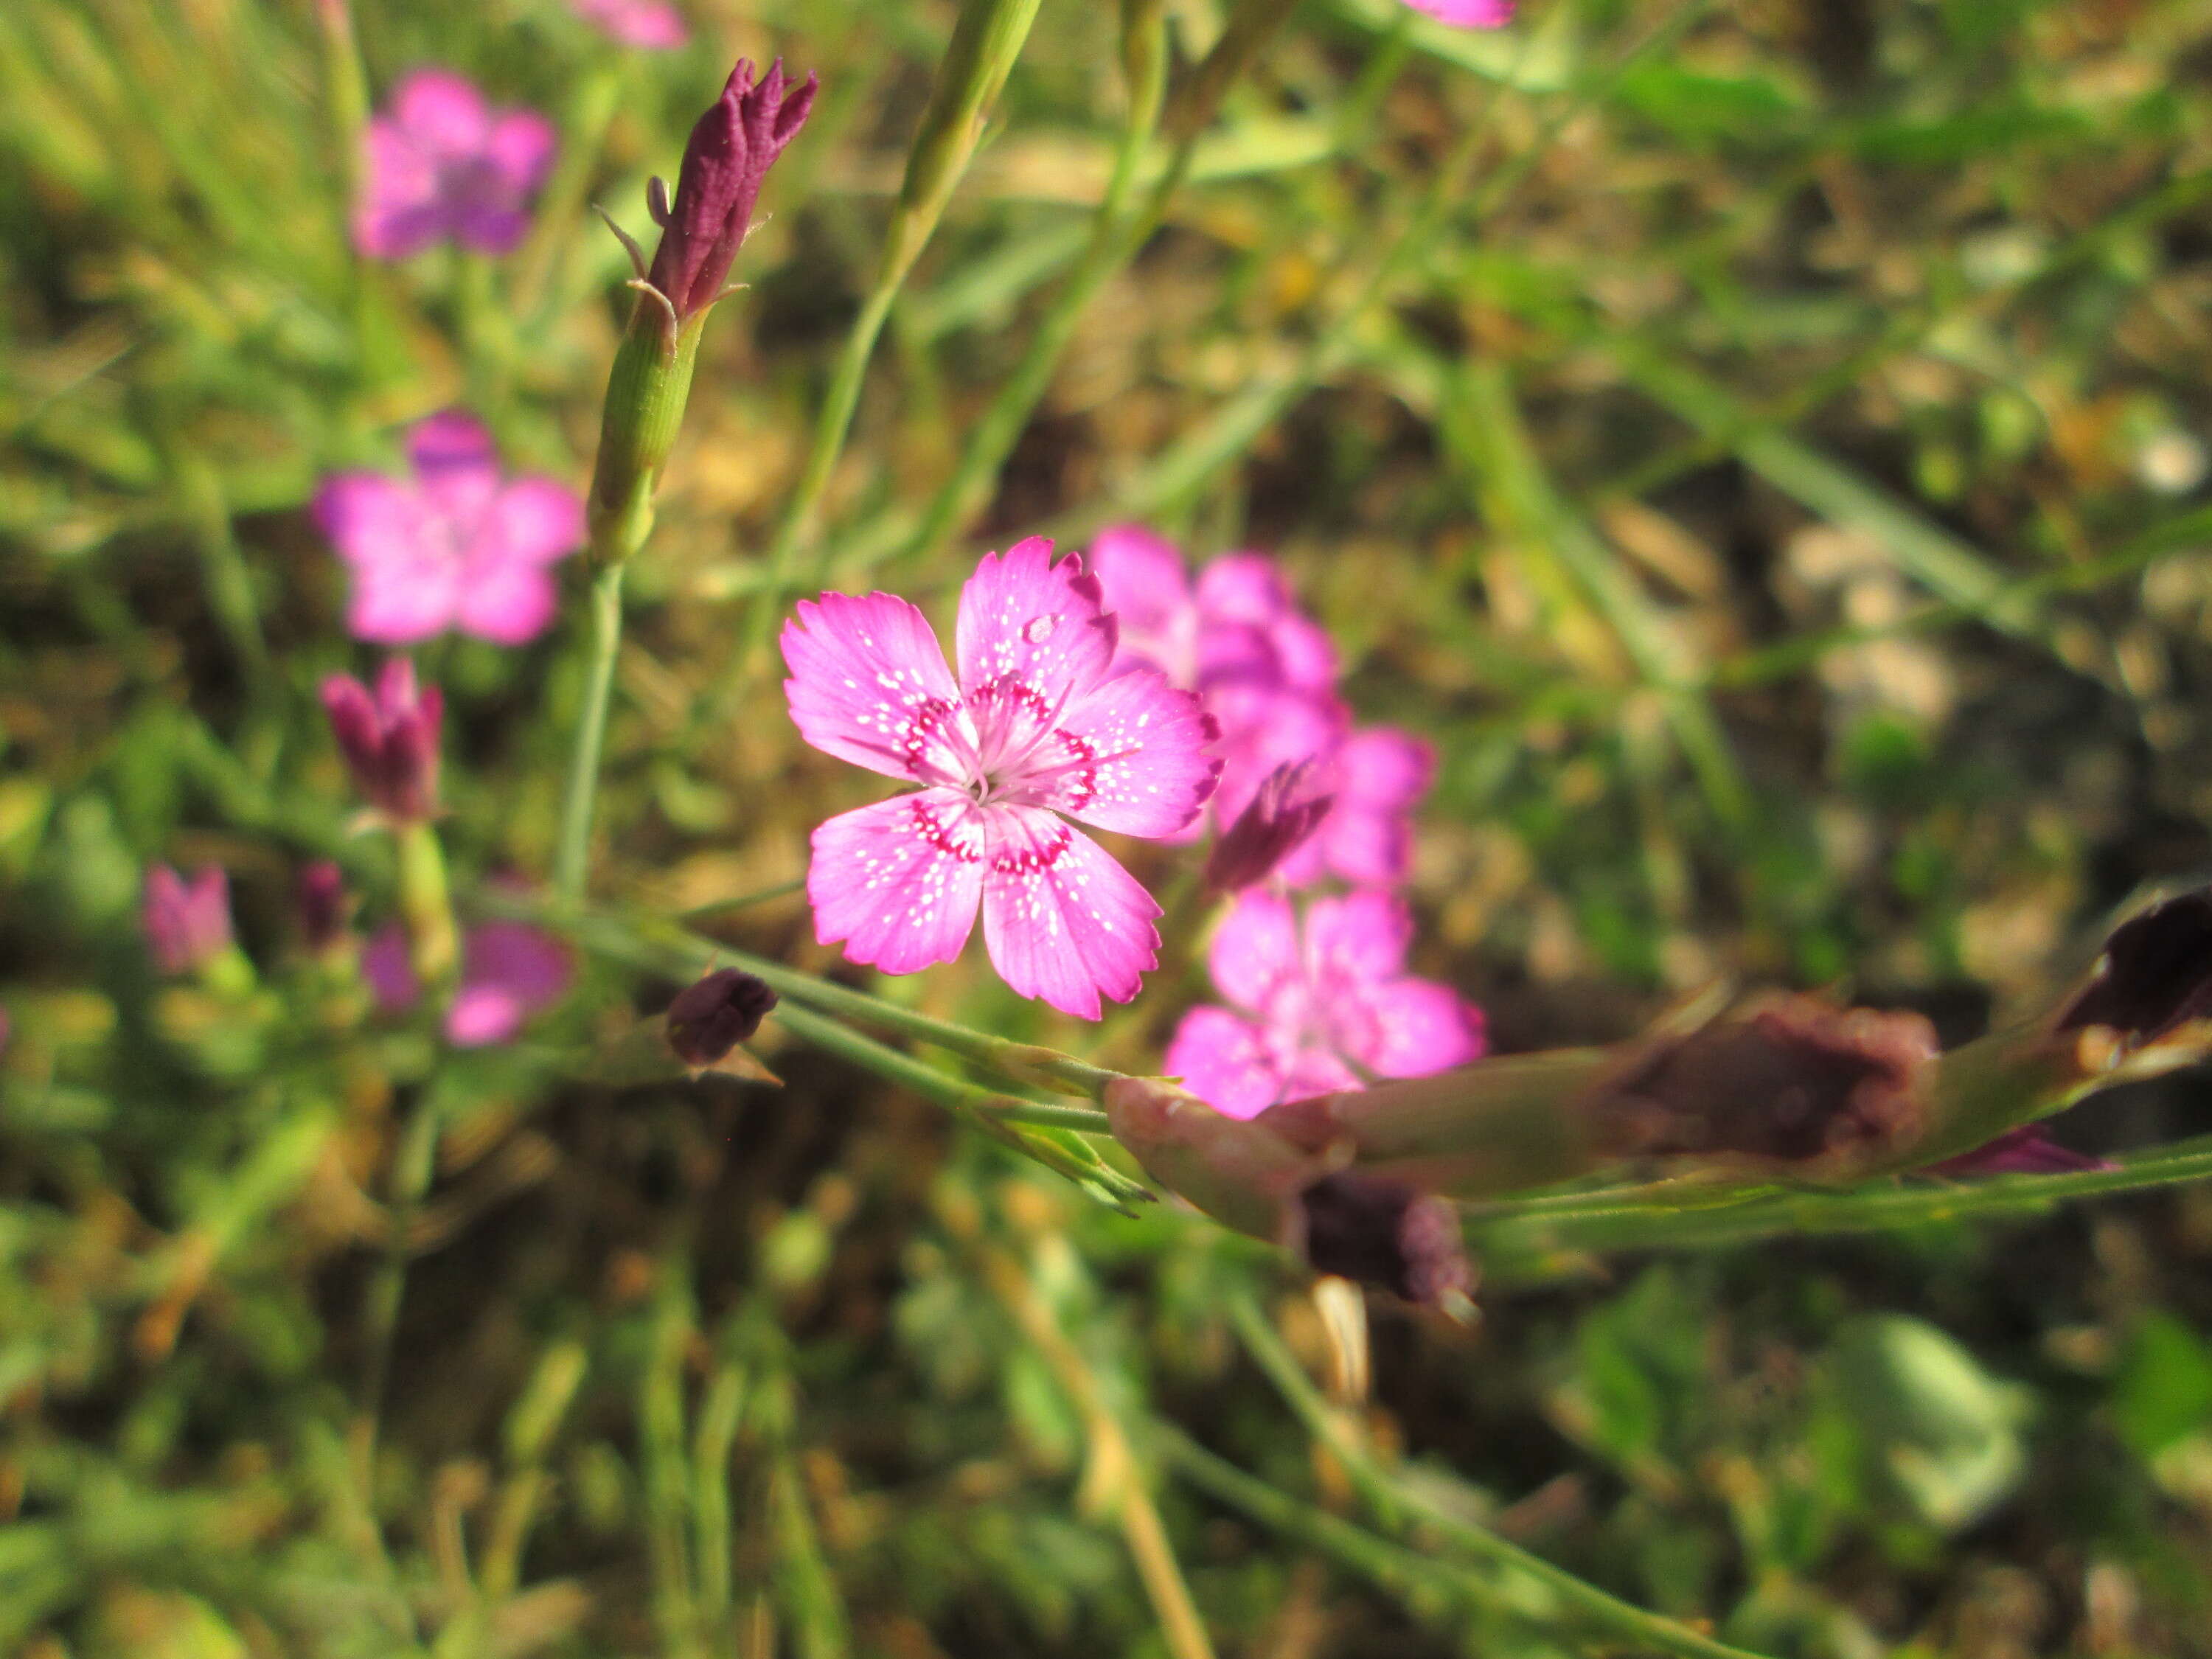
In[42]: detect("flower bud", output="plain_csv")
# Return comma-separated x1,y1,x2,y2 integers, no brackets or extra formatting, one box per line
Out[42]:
1295,1172,1474,1308
665,967,778,1067
321,658,442,822
645,59,817,322
1204,761,1332,893
588,59,816,563
296,860,349,955
143,865,236,978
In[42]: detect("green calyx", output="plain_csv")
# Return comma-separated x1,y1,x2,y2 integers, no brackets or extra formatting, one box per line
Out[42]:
587,297,708,566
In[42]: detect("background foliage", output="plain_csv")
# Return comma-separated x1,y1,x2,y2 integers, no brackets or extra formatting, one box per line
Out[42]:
4,0,2212,1653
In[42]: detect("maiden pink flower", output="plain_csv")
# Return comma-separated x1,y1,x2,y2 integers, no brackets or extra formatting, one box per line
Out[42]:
314,411,585,647
1402,0,1514,26
1166,889,1484,1119
355,69,557,259
783,539,1220,1019
142,865,235,977
364,920,573,1047
570,0,689,49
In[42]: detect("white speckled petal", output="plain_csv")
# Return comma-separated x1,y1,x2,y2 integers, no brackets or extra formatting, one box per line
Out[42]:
783,591,969,785
809,790,985,975
978,805,1160,1020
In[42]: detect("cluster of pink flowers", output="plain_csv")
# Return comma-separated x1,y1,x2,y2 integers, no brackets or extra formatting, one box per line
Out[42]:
1083,527,1484,1116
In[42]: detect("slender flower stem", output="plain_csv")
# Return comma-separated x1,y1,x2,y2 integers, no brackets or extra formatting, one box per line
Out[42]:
356,1088,442,1475
394,820,458,990
1225,1291,1770,1659
555,561,627,902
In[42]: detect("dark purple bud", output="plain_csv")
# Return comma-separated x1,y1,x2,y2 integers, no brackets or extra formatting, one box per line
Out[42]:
666,967,779,1067
2056,888,2212,1054
645,58,818,321
321,658,442,822
143,864,235,976
1930,1124,2116,1178
1204,762,1333,893
297,860,349,953
1295,1172,1475,1307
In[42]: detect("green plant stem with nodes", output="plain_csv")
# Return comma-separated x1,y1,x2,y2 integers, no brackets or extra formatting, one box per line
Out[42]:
738,0,1046,677
1225,1291,1773,1659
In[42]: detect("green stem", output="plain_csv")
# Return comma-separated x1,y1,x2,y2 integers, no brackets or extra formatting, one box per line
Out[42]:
555,561,627,902
1225,1293,1770,1659
395,820,458,990
357,1089,442,1469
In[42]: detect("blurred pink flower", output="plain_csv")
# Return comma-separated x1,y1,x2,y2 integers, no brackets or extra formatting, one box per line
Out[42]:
1402,0,1514,27
142,866,235,977
782,538,1220,1018
1205,761,1335,893
364,920,573,1047
354,69,557,258
314,411,584,646
321,658,443,821
570,0,689,49
1166,889,1484,1120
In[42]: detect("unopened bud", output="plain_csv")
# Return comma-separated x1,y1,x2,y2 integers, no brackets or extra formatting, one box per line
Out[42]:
322,658,442,822
666,967,778,1067
588,58,816,564
1205,762,1332,892
296,860,349,955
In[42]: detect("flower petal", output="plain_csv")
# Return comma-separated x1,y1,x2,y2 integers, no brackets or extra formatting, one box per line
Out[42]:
362,924,420,1012
1338,976,1484,1079
353,120,445,258
1337,726,1434,812
1195,552,1337,692
980,806,1160,1020
956,538,1118,705
1088,525,1196,685
453,560,560,644
1164,1005,1284,1121
782,591,965,784
317,473,460,643
1208,684,1347,827
1402,0,1515,27
481,478,586,567
1208,888,1301,1015
485,110,558,198
1016,665,1220,838
1304,891,1413,988
448,922,572,1047
408,410,502,521
809,790,985,975
1309,801,1413,886
391,69,492,155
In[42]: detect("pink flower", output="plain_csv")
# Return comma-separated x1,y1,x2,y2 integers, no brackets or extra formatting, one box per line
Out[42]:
1204,761,1335,893
321,658,442,821
782,538,1221,1019
1166,890,1484,1119
364,921,573,1047
314,411,585,646
354,69,557,259
1088,528,1335,697
1402,0,1514,26
142,865,235,977
570,0,689,49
